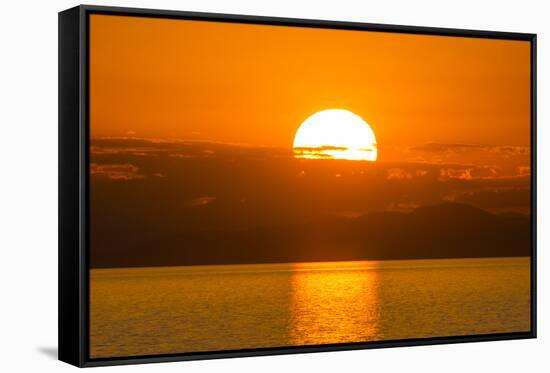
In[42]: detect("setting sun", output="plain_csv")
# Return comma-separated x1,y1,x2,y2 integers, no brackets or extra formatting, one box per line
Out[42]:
293,109,378,161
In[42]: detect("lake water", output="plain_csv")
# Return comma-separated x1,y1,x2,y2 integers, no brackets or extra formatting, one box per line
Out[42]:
90,257,530,358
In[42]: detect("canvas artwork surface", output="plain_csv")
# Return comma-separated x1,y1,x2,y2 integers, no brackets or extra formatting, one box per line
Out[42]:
87,14,532,359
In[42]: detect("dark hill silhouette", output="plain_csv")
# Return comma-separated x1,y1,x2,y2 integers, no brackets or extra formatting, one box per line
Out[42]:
91,203,530,268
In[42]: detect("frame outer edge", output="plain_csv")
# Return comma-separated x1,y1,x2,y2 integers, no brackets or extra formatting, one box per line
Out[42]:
64,5,537,367
58,5,85,367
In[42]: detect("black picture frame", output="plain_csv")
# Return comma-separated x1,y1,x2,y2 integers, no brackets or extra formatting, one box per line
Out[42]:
59,4,537,367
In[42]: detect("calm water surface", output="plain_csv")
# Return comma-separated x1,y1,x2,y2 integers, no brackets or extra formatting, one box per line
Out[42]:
90,257,530,358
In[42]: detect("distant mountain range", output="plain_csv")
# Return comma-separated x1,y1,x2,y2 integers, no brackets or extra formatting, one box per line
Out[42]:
91,203,531,268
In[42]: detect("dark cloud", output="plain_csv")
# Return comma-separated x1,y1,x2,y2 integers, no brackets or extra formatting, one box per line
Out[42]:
91,137,291,161
438,165,500,180
294,146,349,151
410,142,529,155
90,138,531,236
386,168,414,180
410,143,485,153
90,163,144,180
495,146,529,155
518,166,531,176
448,188,530,212
187,196,217,207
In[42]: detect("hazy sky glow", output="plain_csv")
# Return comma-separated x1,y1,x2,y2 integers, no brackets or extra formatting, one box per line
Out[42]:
90,14,530,158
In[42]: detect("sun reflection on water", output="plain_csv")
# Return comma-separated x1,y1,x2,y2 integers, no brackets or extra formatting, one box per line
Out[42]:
288,261,381,345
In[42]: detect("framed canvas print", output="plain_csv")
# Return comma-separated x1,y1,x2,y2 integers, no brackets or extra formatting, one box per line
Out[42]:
58,5,537,367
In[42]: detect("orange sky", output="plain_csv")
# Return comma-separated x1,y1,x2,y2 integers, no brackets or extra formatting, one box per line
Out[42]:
89,14,531,160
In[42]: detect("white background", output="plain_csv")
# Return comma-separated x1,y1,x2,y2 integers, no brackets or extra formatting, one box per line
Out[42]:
0,0,547,371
